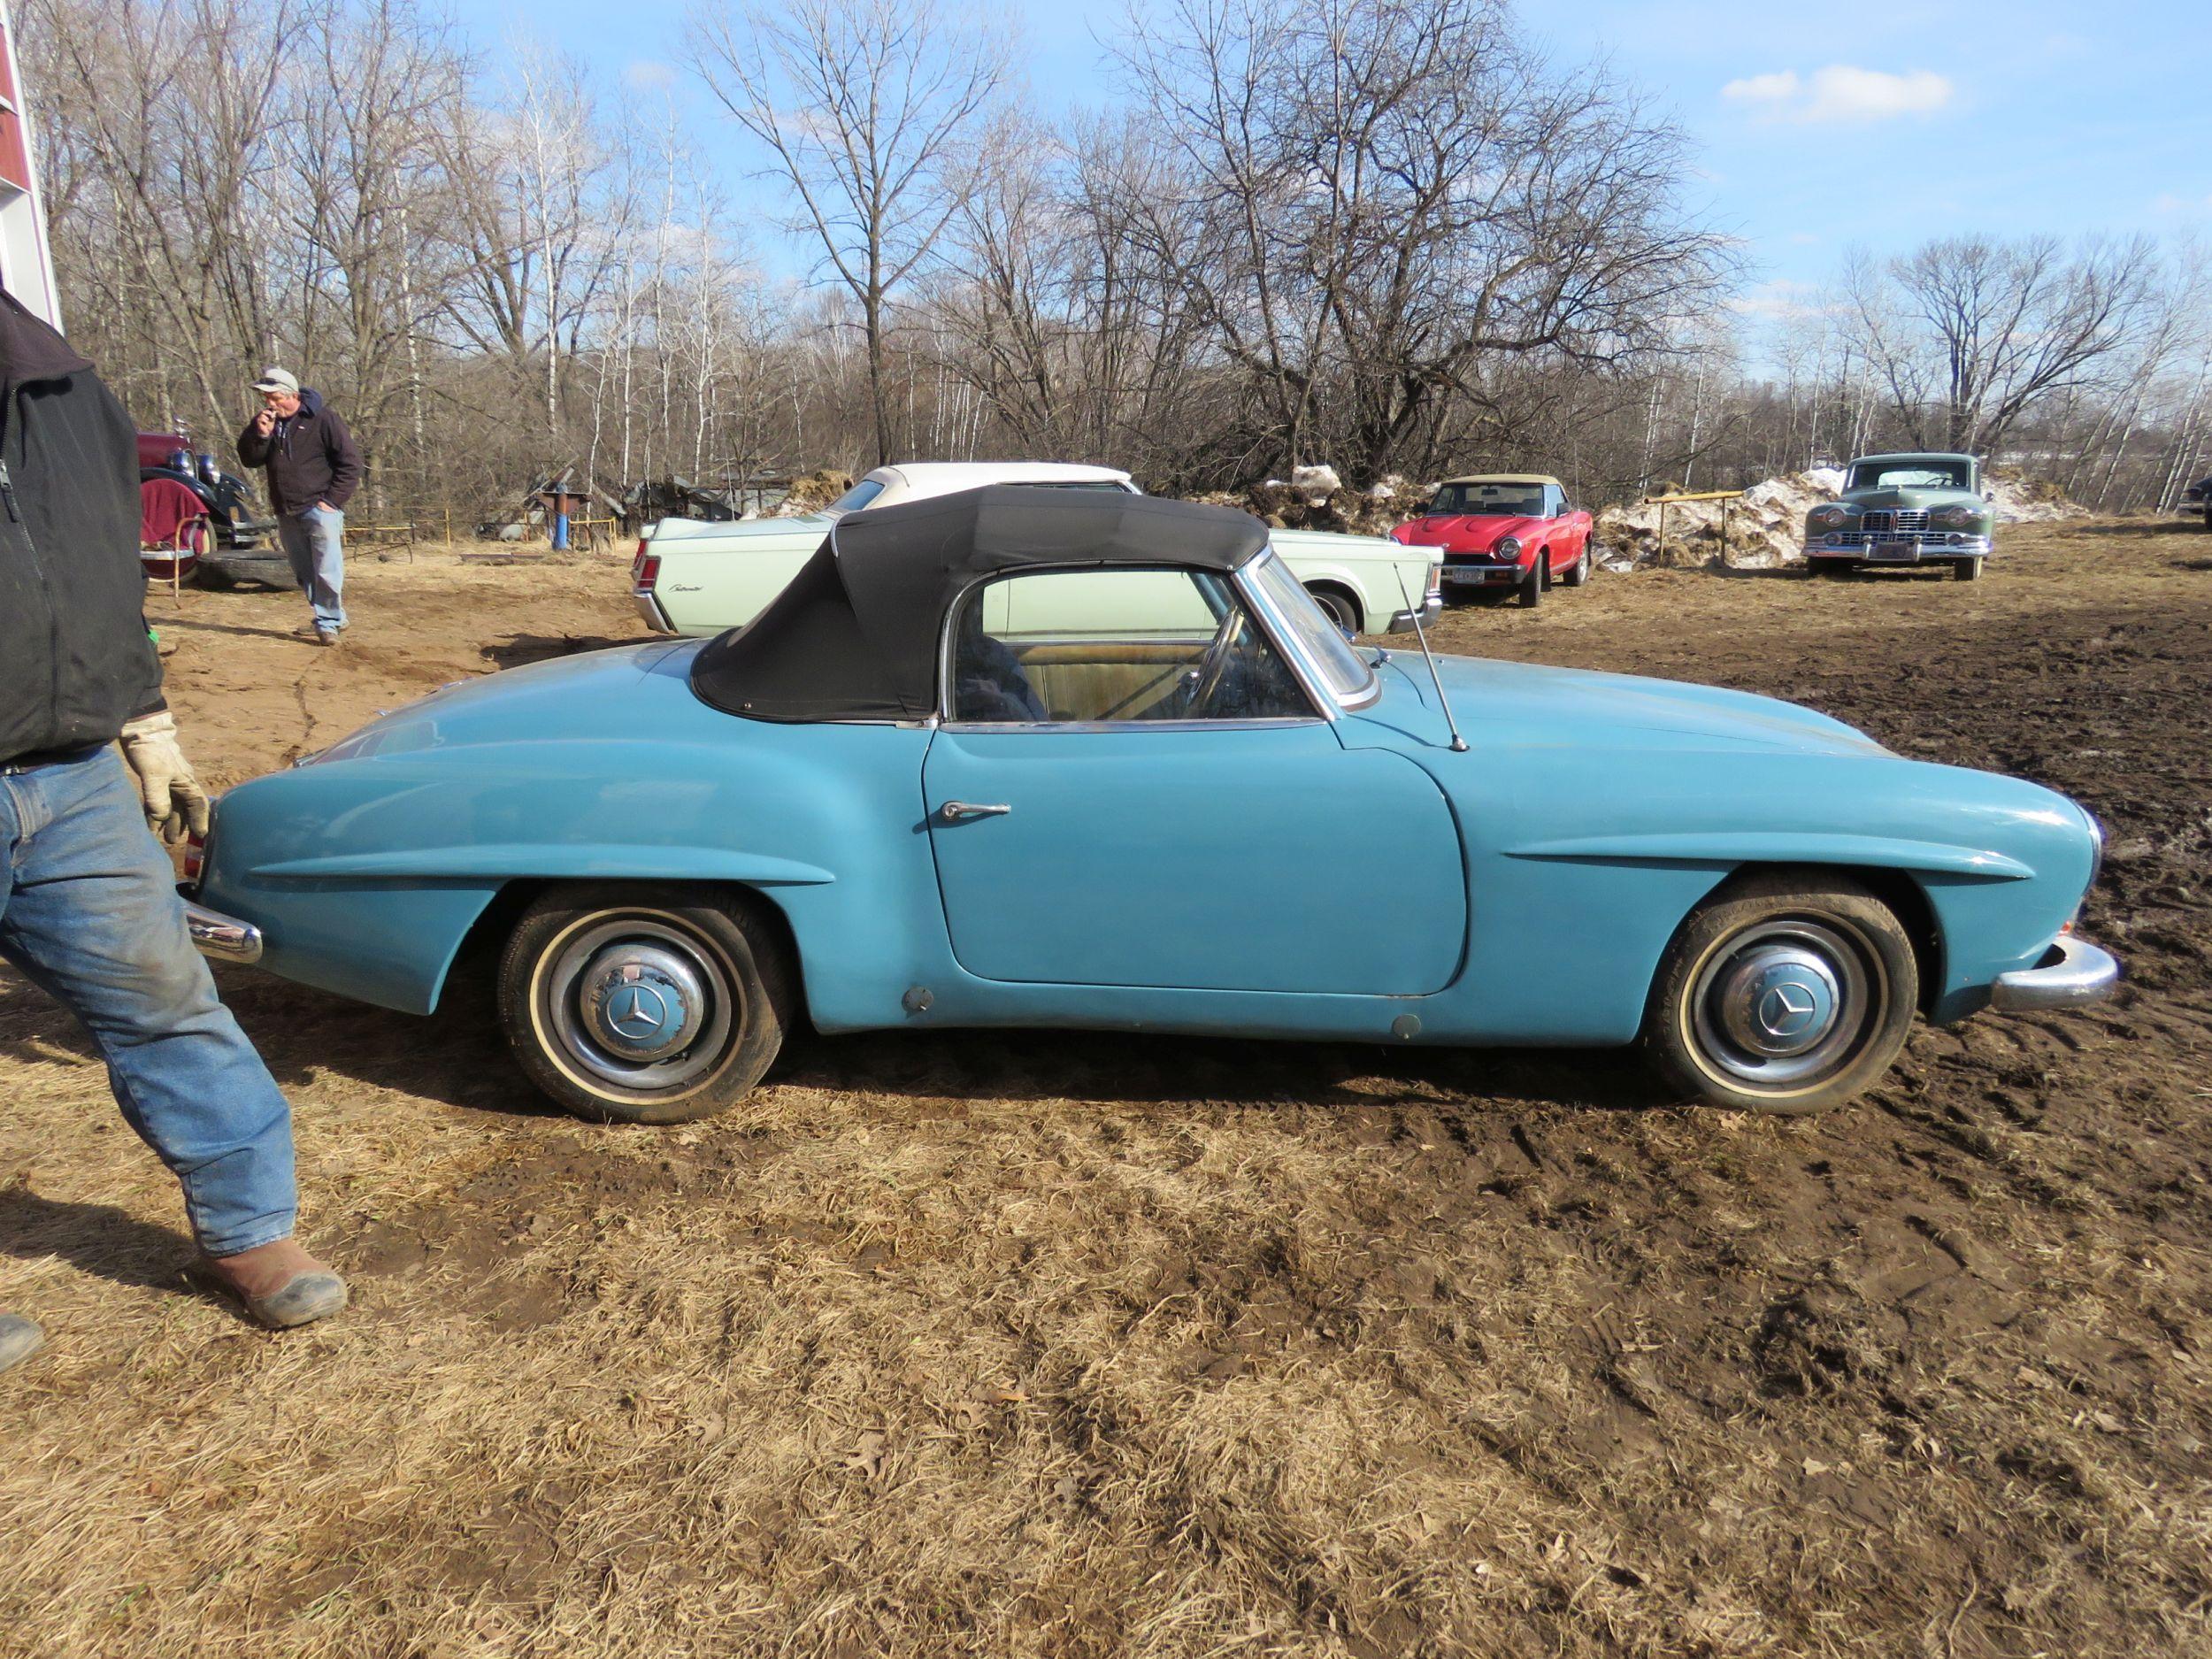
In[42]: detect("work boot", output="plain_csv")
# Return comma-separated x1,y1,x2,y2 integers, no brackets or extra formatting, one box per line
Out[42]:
313,626,340,649
0,1313,44,1376
192,1239,348,1330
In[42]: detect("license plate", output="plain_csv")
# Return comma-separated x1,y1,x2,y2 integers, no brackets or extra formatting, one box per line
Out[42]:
1868,539,1918,560
1443,567,1490,584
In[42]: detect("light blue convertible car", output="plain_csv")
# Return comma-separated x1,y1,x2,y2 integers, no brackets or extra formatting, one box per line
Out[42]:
185,488,2117,1123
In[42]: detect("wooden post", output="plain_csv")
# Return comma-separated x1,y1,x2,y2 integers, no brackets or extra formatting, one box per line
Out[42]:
1719,496,1731,569
1657,499,1668,563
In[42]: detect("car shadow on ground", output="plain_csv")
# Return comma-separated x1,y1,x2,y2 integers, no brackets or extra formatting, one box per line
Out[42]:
480,633,647,670
1,963,1680,1128
2048,519,2208,541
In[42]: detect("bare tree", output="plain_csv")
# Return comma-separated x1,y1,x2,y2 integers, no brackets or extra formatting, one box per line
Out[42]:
686,0,1010,465
1845,234,2159,453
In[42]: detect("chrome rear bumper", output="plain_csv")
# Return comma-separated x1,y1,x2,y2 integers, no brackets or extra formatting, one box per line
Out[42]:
1989,933,2118,1011
183,897,264,965
1388,595,1443,634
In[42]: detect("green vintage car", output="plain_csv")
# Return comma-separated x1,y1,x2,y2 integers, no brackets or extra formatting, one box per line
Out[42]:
1803,452,1994,581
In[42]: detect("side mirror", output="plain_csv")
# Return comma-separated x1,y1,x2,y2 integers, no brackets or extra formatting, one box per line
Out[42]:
1983,489,1994,503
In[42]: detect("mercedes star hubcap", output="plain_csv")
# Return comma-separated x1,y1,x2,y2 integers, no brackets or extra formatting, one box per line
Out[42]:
1690,918,1877,1089
581,942,707,1062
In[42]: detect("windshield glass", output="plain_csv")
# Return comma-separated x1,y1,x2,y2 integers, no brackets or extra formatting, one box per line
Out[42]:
827,478,888,514
1429,481,1545,517
1244,549,1376,703
1848,461,1970,492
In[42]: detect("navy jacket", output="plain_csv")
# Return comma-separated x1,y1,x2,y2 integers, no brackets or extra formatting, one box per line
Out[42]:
0,292,163,765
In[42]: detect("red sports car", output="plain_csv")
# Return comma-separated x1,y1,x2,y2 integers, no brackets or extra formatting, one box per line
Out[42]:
1391,473,1595,608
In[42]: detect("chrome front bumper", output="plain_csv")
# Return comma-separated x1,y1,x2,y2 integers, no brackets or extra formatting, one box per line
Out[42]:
1989,933,2119,1012
184,897,264,965
1388,595,1444,634
1807,534,1991,563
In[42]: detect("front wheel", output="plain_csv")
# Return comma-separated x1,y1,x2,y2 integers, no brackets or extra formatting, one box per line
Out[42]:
1952,557,1983,582
1517,556,1543,608
1641,873,1917,1114
497,883,795,1124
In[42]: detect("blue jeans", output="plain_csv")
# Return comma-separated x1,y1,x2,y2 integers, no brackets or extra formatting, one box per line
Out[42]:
276,505,346,630
0,748,297,1256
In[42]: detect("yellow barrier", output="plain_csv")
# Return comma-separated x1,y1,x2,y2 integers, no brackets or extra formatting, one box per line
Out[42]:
1641,489,1747,565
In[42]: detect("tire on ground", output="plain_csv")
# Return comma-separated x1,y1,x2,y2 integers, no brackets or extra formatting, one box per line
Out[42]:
1640,870,1918,1115
496,882,796,1125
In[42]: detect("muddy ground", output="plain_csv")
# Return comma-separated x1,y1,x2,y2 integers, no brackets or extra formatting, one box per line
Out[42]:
2,520,2207,1658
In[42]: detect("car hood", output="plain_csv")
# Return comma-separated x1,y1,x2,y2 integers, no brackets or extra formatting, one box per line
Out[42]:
1394,513,1544,551
1366,653,1888,756
1833,486,1979,511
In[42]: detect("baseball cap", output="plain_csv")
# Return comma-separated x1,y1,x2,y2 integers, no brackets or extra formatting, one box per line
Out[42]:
252,366,300,396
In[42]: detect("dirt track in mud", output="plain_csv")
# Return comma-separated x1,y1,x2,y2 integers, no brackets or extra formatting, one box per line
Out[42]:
1,520,2207,1657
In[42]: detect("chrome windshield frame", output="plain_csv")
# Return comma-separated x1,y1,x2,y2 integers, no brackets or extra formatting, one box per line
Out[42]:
1237,547,1382,713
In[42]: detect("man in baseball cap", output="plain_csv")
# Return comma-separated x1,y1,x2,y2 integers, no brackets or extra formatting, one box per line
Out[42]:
237,367,361,646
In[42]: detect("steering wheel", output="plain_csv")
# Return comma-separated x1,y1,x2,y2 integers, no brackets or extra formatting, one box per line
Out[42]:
1184,611,1244,716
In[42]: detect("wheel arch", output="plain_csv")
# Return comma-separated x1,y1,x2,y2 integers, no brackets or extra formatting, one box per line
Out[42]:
1677,861,1946,1018
440,876,813,1026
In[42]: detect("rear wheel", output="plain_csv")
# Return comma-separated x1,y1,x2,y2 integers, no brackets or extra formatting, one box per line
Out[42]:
1641,872,1917,1115
497,883,795,1124
1305,584,1361,634
1559,541,1592,587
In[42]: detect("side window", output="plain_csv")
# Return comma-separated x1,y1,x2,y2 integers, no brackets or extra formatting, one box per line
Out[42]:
949,567,1315,725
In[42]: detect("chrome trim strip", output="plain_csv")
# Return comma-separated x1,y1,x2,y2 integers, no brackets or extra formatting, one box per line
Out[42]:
1989,934,2119,1011
184,899,264,965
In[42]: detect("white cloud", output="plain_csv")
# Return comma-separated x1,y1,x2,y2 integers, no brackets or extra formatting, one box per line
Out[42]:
1722,65,1953,124
2151,191,2212,215
624,58,676,91
1728,279,1836,324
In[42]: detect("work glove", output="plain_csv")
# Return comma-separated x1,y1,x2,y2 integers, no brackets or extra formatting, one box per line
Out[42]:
119,711,212,843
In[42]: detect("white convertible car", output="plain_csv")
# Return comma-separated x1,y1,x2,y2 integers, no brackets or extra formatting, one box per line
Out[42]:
632,461,1443,638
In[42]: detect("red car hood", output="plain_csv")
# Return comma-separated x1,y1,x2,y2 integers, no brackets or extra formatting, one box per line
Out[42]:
1394,512,1547,554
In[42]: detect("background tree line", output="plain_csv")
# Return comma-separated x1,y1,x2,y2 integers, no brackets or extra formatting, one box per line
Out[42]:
25,0,2212,526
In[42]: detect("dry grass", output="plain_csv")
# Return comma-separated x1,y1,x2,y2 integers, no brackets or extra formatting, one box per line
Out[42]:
3,521,2208,1657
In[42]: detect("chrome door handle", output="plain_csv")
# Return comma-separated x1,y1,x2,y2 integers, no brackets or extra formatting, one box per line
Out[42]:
939,800,1011,823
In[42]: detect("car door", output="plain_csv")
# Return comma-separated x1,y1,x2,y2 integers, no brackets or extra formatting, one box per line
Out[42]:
920,565,1467,995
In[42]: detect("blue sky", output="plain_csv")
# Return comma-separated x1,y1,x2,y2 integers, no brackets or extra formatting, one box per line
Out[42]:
465,0,2212,323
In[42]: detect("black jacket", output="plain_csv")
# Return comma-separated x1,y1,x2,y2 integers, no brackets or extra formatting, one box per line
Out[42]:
236,388,362,515
0,292,164,766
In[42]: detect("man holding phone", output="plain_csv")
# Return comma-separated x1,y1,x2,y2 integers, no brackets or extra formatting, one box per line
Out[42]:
235,368,361,647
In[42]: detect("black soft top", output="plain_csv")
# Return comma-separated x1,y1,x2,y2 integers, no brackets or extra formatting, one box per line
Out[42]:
690,485,1268,723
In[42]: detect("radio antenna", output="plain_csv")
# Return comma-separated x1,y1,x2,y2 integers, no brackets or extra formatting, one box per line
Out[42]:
1393,567,1468,753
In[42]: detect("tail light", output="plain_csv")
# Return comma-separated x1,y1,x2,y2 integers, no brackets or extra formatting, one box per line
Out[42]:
630,541,661,595
1425,559,1443,599
184,828,206,885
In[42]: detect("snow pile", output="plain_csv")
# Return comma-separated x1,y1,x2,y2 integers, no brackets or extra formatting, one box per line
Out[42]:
1594,472,1840,570
1985,466,2085,524
1594,465,2083,569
